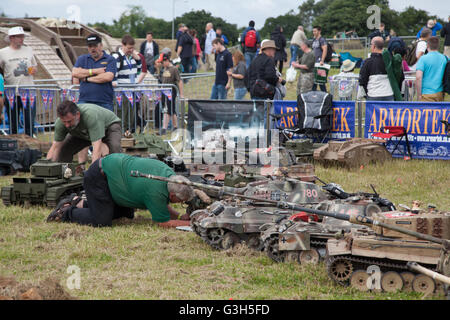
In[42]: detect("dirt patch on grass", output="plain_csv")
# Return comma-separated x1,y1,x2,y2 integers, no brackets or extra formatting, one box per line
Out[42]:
224,244,261,257
0,276,76,300
52,229,85,240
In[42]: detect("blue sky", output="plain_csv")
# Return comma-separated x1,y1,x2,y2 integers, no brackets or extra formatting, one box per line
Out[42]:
2,0,448,29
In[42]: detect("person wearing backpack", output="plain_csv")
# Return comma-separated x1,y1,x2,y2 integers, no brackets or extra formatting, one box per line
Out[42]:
270,26,287,73
241,20,261,68
312,26,328,92
407,28,431,70
416,37,448,102
441,16,450,58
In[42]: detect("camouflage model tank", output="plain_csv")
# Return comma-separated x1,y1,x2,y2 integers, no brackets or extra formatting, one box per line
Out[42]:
326,208,450,295
313,138,392,168
1,159,84,207
260,195,392,264
190,179,329,250
121,133,172,159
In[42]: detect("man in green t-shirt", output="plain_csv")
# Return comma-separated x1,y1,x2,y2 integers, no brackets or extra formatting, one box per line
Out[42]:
46,101,122,164
46,153,195,228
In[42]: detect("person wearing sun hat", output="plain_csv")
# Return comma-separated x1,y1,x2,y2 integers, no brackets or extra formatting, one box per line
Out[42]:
332,59,359,100
0,26,38,135
246,39,283,100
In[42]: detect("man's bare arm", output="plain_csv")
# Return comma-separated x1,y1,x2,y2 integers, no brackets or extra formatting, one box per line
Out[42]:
46,141,63,161
72,67,106,79
416,70,423,100
86,72,115,84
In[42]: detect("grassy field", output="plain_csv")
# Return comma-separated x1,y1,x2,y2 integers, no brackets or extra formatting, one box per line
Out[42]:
0,158,449,300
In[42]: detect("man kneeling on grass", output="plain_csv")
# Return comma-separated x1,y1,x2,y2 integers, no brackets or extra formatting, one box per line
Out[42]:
46,153,195,228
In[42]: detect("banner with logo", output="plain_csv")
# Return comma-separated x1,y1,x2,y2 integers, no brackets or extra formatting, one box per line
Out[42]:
365,101,450,160
272,100,355,139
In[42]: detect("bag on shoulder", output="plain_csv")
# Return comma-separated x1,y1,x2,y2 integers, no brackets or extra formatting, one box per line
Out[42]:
324,42,333,63
245,30,257,48
443,58,450,95
405,40,425,66
252,79,275,99
112,51,125,70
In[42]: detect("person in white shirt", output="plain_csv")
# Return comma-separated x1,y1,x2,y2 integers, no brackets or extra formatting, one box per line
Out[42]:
0,26,37,136
410,28,431,70
203,22,216,71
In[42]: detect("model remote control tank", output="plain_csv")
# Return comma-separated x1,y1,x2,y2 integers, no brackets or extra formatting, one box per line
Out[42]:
1,159,84,207
326,207,450,295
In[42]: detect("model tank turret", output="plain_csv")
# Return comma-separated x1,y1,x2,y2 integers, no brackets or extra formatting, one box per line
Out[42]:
1,159,84,207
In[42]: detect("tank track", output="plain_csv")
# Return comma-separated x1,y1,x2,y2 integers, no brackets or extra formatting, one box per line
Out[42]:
264,233,328,263
196,225,262,251
326,254,438,291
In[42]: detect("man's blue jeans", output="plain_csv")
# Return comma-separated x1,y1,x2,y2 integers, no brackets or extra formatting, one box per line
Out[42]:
290,45,299,65
234,87,247,100
210,84,227,100
245,51,256,68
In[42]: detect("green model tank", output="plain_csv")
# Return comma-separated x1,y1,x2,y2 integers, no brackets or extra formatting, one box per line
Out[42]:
1,159,84,207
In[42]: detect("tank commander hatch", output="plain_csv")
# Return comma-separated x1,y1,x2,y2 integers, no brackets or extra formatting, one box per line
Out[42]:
46,153,195,228
46,101,122,166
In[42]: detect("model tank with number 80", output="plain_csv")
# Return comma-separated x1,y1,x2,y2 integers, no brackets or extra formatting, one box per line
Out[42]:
1,159,84,207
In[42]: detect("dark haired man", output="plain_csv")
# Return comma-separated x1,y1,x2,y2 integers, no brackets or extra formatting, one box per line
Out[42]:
210,38,233,100
312,26,328,92
139,31,159,74
241,20,261,68
46,101,121,163
112,34,143,132
72,34,117,111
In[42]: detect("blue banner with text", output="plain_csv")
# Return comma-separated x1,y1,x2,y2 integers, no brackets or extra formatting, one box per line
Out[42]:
365,101,450,160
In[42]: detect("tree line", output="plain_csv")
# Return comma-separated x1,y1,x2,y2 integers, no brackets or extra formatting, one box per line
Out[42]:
88,1,444,42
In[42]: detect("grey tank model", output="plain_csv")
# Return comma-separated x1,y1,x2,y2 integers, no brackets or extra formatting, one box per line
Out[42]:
259,195,389,264
190,179,329,250
1,159,84,207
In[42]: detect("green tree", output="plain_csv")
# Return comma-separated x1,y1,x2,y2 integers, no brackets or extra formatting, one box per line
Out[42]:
260,10,304,40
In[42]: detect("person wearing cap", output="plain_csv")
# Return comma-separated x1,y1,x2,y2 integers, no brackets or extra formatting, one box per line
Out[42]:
46,153,195,229
416,19,443,39
332,59,359,101
291,41,315,95
0,26,37,136
210,38,233,100
246,39,283,100
72,33,117,111
441,16,450,58
158,53,184,135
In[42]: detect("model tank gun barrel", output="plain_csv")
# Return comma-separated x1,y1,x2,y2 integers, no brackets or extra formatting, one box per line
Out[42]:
130,171,247,196
407,262,450,285
130,172,450,247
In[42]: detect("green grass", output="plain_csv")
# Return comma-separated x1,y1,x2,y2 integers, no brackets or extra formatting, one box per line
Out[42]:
0,158,448,300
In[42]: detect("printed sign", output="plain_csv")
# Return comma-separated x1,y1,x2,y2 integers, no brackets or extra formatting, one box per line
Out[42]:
365,101,450,160
272,100,355,139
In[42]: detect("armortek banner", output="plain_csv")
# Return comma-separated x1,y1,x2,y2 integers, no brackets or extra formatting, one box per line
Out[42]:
365,101,450,160
272,100,355,139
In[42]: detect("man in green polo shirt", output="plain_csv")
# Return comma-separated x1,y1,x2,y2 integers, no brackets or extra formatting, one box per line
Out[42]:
46,100,122,164
46,153,195,228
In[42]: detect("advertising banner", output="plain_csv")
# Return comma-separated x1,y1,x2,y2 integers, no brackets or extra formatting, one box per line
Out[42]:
272,100,355,139
365,101,450,160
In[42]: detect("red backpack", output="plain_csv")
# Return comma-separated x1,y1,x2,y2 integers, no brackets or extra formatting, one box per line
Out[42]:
245,30,257,48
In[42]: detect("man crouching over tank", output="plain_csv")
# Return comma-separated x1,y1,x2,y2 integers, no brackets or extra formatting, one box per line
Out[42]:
46,153,195,228
46,101,122,166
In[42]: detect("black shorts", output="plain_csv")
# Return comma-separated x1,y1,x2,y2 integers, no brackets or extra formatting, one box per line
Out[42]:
161,90,178,116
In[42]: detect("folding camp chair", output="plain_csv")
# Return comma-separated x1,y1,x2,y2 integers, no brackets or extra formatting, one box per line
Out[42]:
372,126,412,159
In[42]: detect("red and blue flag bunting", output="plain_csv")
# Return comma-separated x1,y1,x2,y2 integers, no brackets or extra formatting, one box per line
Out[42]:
163,89,172,101
28,89,37,109
4,88,15,110
124,91,134,104
18,88,28,109
115,91,123,107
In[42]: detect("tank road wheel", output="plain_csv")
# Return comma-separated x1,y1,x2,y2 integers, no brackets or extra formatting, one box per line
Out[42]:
435,281,446,296
412,274,435,295
246,234,264,251
400,272,415,292
327,257,353,285
264,235,284,263
203,228,226,250
284,252,300,263
299,249,320,265
381,271,404,293
221,232,240,250
350,270,370,292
